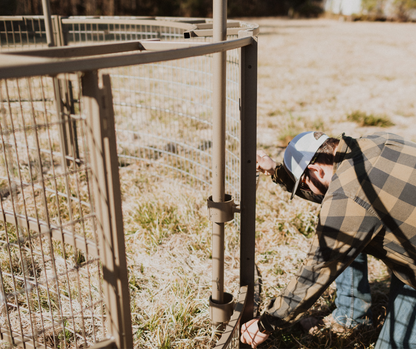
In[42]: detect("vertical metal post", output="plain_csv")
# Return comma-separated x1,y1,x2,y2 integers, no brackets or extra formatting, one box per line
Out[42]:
41,0,55,47
212,0,227,304
47,13,78,168
239,31,258,333
82,71,133,349
211,0,227,306
55,77,80,166
52,16,65,47
42,0,70,171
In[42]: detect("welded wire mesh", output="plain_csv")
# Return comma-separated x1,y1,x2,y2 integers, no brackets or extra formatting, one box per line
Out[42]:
106,55,241,200
62,17,242,200
0,16,256,349
63,19,187,43
104,52,240,198
0,17,47,51
0,75,106,348
0,16,242,198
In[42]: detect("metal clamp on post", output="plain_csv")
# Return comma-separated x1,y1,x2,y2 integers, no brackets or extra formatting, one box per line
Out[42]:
207,194,236,223
209,292,235,325
207,194,236,325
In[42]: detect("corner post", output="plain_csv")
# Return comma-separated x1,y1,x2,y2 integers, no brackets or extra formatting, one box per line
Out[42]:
82,70,133,348
239,31,258,331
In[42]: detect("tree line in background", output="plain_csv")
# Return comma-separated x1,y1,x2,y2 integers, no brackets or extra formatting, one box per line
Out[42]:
2,0,324,18
361,0,416,21
2,0,415,24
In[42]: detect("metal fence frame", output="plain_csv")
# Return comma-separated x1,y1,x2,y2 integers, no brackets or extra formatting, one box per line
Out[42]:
0,16,258,349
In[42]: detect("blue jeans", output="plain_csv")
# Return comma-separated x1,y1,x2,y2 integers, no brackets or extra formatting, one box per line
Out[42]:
332,253,373,328
375,273,416,349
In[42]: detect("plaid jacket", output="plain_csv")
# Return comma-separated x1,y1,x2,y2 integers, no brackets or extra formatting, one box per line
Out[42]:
260,132,416,332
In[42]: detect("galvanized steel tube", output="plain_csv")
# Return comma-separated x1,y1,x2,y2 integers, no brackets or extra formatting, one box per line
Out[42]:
41,0,55,47
211,0,227,305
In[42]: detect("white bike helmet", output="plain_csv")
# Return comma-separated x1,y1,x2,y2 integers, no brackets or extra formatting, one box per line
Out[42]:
284,131,329,199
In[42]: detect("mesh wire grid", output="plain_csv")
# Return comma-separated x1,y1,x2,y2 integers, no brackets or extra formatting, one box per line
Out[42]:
60,17,241,202
0,16,248,348
0,74,105,348
0,16,49,51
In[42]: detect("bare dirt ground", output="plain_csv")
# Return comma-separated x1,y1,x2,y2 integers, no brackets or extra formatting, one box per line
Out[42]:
252,17,416,149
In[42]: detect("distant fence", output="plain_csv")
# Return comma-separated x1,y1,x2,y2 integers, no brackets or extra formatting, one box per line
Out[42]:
0,16,258,348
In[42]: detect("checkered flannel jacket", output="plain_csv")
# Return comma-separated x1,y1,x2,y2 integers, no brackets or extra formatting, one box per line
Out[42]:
260,132,416,332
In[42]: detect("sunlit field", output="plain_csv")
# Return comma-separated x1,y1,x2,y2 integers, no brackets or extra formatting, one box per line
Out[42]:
1,17,416,349
121,18,416,348
240,17,416,349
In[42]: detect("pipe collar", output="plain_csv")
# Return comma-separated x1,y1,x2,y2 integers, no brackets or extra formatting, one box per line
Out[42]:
207,194,236,223
209,292,235,324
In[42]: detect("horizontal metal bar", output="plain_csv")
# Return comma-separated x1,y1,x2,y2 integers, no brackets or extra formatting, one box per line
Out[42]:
185,27,260,38
0,36,254,79
4,41,146,58
0,16,24,21
0,329,42,349
2,39,220,59
62,17,197,30
0,15,44,20
195,21,240,29
165,18,207,24
0,210,98,257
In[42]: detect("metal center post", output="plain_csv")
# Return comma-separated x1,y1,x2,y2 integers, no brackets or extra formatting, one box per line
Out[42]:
209,0,236,326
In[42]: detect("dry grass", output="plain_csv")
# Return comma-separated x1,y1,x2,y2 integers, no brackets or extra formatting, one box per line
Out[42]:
117,159,390,348
254,18,416,148
118,165,240,348
238,17,416,348
1,17,416,349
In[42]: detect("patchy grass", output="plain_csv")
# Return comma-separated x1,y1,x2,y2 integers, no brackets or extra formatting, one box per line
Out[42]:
4,17,414,349
277,113,328,146
117,164,390,348
347,111,394,128
120,165,236,348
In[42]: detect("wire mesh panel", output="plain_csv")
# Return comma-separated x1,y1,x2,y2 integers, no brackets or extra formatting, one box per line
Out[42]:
62,18,189,44
0,15,259,349
109,59,214,186
0,16,50,52
61,17,242,199
105,51,241,200
0,75,107,348
0,16,247,200
0,16,207,52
